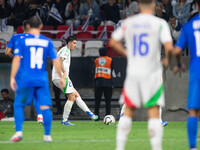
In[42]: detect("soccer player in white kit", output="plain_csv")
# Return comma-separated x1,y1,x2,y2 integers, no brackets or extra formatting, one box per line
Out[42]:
52,36,98,125
109,0,173,149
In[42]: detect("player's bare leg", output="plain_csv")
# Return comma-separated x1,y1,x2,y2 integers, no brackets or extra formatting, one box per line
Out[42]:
116,106,135,150
147,105,163,150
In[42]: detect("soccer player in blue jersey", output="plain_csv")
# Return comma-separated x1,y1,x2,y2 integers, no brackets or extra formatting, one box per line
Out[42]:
9,16,65,142
5,20,44,124
174,1,200,150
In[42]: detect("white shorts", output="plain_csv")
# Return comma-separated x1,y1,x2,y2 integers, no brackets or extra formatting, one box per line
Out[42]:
52,77,74,94
120,74,165,108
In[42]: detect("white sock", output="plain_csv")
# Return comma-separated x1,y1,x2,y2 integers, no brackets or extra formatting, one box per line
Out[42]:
62,100,74,122
148,118,163,150
159,107,162,123
76,96,91,113
16,131,23,137
37,114,43,119
116,116,132,150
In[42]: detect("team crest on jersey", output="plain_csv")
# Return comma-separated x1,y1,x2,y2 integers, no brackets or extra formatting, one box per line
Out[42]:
98,58,106,66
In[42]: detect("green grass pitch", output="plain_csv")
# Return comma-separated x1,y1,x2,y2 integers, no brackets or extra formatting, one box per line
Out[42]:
0,121,199,150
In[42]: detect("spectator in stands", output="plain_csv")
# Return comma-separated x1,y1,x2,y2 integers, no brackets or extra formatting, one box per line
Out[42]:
124,0,138,17
0,88,14,117
101,0,120,25
0,0,11,19
155,5,168,21
80,0,101,28
160,0,173,21
168,15,181,44
55,0,66,20
8,0,27,28
94,47,113,120
172,0,191,25
41,0,53,24
65,0,81,29
25,0,42,19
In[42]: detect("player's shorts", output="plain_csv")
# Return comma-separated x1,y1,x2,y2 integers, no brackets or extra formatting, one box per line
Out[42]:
14,86,52,106
52,77,74,94
187,79,200,109
120,74,165,108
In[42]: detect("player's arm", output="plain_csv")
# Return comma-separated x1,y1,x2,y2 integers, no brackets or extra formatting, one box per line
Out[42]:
59,57,67,78
5,47,13,58
52,58,66,89
109,39,127,57
109,23,127,57
10,56,21,92
162,41,173,68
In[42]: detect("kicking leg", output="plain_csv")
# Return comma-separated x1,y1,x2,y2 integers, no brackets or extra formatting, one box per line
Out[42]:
34,99,43,124
74,89,98,120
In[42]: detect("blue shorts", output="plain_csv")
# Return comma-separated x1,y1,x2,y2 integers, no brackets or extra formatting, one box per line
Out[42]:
187,79,200,109
14,86,52,106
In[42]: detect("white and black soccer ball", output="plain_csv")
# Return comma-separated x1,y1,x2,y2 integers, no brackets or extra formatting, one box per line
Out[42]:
103,115,115,125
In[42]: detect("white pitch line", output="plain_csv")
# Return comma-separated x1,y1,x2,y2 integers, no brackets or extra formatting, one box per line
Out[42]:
0,138,198,144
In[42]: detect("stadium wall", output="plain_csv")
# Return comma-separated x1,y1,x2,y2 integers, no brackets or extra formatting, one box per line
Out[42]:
0,56,190,121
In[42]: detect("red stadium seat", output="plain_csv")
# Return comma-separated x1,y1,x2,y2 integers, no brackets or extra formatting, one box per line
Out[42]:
97,25,114,32
76,31,93,39
16,26,23,34
76,25,94,31
96,31,112,38
42,26,54,30
106,42,121,57
41,32,53,39
56,25,70,39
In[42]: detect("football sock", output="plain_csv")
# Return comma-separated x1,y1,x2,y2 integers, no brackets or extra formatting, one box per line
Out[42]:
116,116,132,150
148,118,163,150
63,100,74,122
14,104,24,132
34,99,42,117
187,116,198,149
75,96,91,114
42,108,52,135
120,104,126,117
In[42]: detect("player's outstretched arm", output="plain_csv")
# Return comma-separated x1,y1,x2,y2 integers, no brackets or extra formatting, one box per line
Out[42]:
109,38,127,58
5,48,13,58
10,56,21,92
162,41,173,69
172,47,186,74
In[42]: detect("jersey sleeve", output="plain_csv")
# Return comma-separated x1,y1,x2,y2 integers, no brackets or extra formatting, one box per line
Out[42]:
111,22,126,41
159,20,172,44
175,25,187,51
13,38,22,57
59,47,70,59
6,35,15,49
48,40,57,60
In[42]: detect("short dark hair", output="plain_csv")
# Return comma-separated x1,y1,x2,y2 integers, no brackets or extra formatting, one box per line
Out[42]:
138,0,154,4
99,47,107,56
66,36,77,44
1,88,9,94
28,16,42,28
22,20,29,31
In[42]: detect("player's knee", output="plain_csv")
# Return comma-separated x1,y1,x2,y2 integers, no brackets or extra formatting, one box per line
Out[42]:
189,109,199,117
67,93,76,102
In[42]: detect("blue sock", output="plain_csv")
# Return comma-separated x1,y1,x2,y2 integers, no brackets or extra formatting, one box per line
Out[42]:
42,108,52,135
14,104,24,132
34,99,42,116
86,111,93,117
187,116,198,149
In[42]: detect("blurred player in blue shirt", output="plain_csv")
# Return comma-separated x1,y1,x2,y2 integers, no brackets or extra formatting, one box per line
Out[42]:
9,16,65,142
174,1,200,150
5,20,44,124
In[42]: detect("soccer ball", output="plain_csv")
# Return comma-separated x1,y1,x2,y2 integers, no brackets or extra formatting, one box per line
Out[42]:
103,115,115,125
